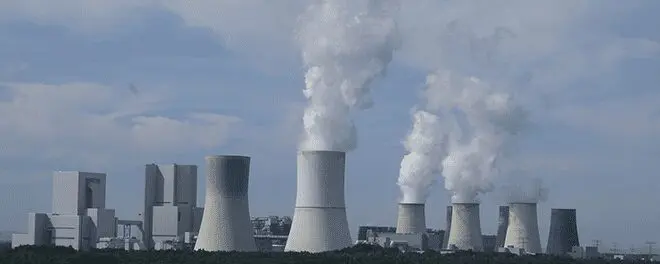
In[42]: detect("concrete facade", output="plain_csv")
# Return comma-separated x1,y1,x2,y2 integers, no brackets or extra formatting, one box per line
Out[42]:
504,203,542,253
13,171,117,250
52,171,106,216
546,208,580,255
395,203,426,234
495,206,509,248
194,155,256,252
446,203,483,251
143,164,201,249
285,151,352,253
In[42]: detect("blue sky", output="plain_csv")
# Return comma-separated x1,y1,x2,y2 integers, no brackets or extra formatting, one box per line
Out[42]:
0,0,659,251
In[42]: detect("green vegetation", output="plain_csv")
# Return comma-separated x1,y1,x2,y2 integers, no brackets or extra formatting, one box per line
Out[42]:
0,244,642,264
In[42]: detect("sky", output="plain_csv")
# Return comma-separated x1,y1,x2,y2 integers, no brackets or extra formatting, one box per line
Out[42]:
0,0,659,252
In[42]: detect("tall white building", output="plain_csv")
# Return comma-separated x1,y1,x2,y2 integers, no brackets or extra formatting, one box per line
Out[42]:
143,164,203,250
12,171,117,250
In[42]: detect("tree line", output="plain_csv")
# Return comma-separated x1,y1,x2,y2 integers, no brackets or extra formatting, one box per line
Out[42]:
0,243,646,264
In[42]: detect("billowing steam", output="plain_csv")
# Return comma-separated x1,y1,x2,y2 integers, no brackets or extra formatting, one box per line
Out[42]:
297,0,401,151
398,109,447,203
438,72,527,203
398,17,529,204
398,70,526,204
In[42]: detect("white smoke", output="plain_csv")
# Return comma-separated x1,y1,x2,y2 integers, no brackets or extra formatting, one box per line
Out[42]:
398,109,447,203
297,0,401,151
433,71,526,203
398,69,526,204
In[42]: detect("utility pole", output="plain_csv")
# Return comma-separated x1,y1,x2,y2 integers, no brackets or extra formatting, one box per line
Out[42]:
645,241,656,261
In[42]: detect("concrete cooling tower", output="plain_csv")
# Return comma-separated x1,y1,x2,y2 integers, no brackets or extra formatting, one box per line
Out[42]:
442,205,452,249
396,203,426,234
495,206,509,248
446,203,483,251
546,208,580,255
194,155,256,252
504,203,542,253
285,150,352,253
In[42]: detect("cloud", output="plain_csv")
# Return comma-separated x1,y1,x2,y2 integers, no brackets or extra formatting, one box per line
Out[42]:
0,82,242,170
0,0,159,33
0,0,306,67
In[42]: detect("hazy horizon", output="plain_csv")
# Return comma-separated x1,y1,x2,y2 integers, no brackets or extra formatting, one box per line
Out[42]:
1,0,659,251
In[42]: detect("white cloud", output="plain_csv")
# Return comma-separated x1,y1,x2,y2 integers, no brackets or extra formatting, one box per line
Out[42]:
0,82,241,169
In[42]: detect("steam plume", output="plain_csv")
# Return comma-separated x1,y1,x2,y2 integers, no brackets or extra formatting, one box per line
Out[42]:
441,73,526,203
398,109,447,203
500,174,549,203
297,0,401,151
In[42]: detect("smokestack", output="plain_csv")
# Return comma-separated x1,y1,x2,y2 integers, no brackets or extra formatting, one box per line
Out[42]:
495,206,509,248
446,203,483,251
194,155,256,252
546,208,580,255
396,203,426,234
442,205,452,249
285,150,351,252
503,203,541,253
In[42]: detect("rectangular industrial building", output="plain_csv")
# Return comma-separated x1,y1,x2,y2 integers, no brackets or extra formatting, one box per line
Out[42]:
143,164,202,250
13,171,117,250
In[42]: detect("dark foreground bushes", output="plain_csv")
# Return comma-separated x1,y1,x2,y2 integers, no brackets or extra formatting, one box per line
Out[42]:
0,244,638,264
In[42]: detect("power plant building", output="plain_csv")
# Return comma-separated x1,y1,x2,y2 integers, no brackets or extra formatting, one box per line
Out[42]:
143,164,203,250
285,150,352,253
194,155,256,252
546,208,580,255
357,226,397,241
12,172,117,250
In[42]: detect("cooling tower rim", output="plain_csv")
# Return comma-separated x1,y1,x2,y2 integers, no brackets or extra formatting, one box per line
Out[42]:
298,150,346,154
205,155,250,159
551,208,577,211
398,202,424,206
451,202,480,205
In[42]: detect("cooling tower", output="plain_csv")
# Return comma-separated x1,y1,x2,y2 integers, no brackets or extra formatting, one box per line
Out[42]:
495,206,509,248
194,155,256,252
503,203,542,253
546,208,580,255
285,150,352,253
442,205,452,249
396,203,426,234
446,203,483,251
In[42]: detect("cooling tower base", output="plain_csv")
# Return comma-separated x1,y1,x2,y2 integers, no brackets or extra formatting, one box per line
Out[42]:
285,207,352,253
194,155,256,252
446,203,483,251
194,197,256,251
503,203,541,253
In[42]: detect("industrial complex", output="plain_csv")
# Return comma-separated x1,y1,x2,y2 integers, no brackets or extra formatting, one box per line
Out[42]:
10,151,602,259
